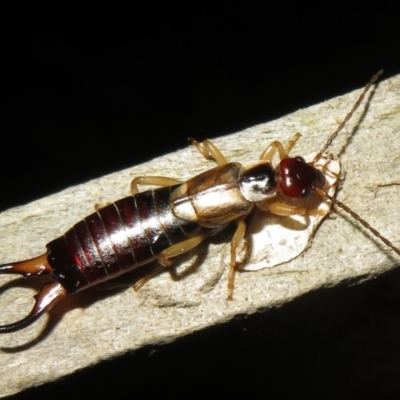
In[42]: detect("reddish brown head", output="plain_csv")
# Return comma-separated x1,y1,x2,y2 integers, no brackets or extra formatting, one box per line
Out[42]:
278,156,326,198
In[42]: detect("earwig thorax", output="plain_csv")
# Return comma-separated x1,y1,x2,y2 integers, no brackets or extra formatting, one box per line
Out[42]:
239,162,277,202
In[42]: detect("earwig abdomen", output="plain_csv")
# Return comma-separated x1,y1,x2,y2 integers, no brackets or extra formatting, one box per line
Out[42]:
49,185,204,294
0,186,207,332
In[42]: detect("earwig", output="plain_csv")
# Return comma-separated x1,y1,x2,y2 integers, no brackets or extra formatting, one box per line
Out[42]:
1,70,399,333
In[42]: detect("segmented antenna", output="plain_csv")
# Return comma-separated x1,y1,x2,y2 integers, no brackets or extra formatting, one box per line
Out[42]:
312,70,384,165
316,188,400,257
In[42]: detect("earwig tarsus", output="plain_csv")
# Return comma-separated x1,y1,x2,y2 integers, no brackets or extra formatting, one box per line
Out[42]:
1,69,399,333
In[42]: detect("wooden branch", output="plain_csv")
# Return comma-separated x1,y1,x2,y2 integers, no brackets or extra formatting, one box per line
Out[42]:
1,74,399,398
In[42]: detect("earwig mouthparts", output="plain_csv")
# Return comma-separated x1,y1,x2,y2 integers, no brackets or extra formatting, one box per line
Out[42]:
0,254,67,333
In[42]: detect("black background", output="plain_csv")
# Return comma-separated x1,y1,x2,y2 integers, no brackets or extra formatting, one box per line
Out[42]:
3,3,400,399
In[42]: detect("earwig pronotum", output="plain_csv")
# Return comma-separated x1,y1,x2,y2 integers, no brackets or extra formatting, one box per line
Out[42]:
1,70,399,333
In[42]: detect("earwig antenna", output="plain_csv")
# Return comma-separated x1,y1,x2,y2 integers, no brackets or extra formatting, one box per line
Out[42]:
311,71,400,257
312,70,384,165
315,188,400,257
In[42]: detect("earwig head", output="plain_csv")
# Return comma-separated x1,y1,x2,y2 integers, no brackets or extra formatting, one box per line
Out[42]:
278,156,326,198
277,71,383,199
239,162,278,202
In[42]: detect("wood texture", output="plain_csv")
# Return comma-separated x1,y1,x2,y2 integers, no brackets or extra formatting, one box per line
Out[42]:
1,74,399,398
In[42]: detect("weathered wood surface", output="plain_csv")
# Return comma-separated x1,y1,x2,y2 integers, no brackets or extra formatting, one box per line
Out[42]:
1,74,399,397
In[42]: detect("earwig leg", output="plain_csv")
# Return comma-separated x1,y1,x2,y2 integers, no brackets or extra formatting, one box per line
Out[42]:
260,132,301,162
0,281,67,333
313,157,341,182
133,233,208,290
131,176,183,195
133,265,167,290
189,138,228,166
157,233,208,266
228,218,247,300
266,201,328,217
94,202,113,211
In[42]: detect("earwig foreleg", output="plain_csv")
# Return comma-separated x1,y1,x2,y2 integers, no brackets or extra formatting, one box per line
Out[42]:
189,138,228,166
260,132,301,162
131,176,182,195
314,162,340,181
264,201,328,217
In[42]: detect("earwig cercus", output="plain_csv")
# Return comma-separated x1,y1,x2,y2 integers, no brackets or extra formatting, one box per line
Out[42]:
1,72,400,397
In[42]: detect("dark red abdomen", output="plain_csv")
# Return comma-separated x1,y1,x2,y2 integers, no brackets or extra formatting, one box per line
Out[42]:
47,186,203,293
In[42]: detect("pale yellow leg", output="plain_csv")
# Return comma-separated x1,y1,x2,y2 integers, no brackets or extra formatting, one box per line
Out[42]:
314,162,340,185
157,233,207,266
227,218,247,300
133,233,207,290
266,201,328,217
189,138,228,166
131,176,182,195
133,265,168,290
260,132,301,162
94,202,113,211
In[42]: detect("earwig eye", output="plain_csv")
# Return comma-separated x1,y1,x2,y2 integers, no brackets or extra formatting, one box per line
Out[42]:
296,156,306,163
301,189,310,198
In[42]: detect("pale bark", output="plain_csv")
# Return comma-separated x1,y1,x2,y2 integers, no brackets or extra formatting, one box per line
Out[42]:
1,74,399,397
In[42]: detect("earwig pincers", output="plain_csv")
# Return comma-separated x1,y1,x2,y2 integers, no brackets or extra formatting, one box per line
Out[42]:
1,70,399,333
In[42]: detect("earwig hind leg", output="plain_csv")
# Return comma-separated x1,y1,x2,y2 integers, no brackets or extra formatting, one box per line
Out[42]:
133,265,168,291
260,132,301,162
132,263,194,291
189,138,228,166
227,218,247,300
131,176,183,195
133,233,208,290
